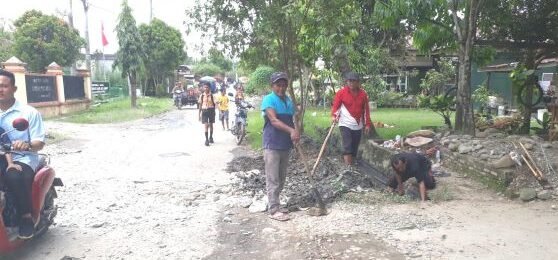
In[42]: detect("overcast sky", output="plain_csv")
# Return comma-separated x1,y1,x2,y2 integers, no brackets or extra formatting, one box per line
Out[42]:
0,0,207,58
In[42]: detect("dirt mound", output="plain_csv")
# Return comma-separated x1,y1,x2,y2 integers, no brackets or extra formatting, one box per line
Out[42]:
226,155,265,173
227,151,378,209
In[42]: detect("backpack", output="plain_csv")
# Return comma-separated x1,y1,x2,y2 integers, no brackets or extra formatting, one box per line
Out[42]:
200,93,215,109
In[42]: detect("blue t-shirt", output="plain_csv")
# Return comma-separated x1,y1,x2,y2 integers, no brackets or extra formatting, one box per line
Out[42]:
0,101,46,171
261,92,295,150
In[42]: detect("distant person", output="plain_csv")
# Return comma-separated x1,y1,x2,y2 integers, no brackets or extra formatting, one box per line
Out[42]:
171,82,184,93
389,152,436,202
235,88,245,104
261,72,299,221
198,82,216,146
331,71,371,172
216,88,230,131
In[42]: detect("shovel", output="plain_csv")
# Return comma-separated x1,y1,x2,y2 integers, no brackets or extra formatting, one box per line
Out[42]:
295,143,327,216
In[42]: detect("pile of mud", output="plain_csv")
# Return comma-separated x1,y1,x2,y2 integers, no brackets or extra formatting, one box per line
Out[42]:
227,152,380,209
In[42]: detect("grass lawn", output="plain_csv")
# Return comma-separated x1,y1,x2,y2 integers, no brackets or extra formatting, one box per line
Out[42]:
247,107,448,148
52,97,172,124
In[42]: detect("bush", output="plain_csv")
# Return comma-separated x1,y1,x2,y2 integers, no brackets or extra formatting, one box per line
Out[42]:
418,94,454,129
194,63,222,77
246,66,275,95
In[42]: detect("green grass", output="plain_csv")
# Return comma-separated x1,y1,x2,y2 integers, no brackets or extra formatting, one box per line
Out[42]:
247,107,448,149
45,131,69,144
53,97,172,124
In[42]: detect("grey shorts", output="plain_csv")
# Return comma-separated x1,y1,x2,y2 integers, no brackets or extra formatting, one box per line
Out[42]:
219,110,229,121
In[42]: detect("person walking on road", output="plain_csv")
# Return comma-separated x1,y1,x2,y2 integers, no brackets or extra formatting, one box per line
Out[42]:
216,88,230,131
198,82,216,146
331,71,372,172
261,72,300,221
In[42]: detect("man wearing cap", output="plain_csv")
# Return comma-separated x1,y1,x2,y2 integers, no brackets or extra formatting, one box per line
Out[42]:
331,71,372,172
261,72,300,221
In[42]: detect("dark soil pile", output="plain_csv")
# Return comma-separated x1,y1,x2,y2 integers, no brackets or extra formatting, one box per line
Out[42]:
226,136,379,209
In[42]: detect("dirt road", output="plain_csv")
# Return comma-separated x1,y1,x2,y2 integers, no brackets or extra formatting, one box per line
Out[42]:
5,108,558,260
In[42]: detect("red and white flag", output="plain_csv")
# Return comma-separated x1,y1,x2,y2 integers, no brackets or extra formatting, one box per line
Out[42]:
101,23,109,47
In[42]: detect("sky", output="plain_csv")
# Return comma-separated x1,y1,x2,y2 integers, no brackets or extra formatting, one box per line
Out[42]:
0,0,207,59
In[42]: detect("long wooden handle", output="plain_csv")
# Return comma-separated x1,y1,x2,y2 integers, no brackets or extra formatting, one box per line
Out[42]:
311,121,337,176
296,144,312,176
521,154,542,180
519,142,544,178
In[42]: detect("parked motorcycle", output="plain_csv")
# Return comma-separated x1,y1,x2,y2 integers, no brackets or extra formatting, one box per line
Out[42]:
0,118,63,253
231,100,253,145
173,90,184,109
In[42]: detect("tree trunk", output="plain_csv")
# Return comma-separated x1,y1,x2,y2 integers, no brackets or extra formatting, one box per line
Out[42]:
519,52,536,134
129,71,137,108
452,0,480,135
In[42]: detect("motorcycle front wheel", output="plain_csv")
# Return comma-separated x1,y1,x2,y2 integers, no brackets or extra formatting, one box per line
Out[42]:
236,123,246,145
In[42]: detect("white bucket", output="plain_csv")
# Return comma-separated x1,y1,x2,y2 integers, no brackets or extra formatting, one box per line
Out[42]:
498,105,506,116
538,109,548,121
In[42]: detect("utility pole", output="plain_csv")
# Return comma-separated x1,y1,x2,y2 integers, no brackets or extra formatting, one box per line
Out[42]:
68,0,74,28
150,0,153,21
81,0,92,76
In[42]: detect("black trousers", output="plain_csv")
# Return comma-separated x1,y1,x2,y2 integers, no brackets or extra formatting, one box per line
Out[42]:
4,161,35,217
387,174,436,190
340,126,362,157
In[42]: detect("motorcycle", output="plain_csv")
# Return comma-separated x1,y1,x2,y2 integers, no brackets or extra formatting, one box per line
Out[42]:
173,90,184,109
184,88,199,108
231,100,253,145
0,118,63,253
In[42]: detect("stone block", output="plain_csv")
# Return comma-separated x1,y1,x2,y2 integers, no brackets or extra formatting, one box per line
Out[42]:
537,190,552,200
519,188,537,201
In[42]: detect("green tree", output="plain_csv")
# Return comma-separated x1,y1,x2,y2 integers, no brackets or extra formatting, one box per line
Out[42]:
12,10,84,72
193,63,222,77
206,47,232,72
478,0,558,134
114,0,144,108
376,0,483,135
0,22,14,62
246,66,275,95
139,18,186,96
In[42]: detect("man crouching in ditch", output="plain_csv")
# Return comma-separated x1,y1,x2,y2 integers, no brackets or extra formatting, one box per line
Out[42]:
388,152,436,202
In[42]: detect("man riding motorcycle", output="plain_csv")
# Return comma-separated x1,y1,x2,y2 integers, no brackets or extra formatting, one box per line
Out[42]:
0,70,46,240
172,82,185,107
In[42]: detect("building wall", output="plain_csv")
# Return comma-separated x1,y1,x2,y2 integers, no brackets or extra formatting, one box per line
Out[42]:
470,53,557,108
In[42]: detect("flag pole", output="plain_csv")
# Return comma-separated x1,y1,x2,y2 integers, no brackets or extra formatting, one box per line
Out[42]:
102,45,106,81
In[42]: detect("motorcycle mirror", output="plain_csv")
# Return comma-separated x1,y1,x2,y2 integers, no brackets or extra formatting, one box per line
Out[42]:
12,118,29,131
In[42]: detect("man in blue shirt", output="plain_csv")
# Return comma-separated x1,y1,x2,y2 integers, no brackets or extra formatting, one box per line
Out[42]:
261,72,300,221
0,70,46,239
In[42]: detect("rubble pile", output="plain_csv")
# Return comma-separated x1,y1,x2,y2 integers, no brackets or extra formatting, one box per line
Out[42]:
379,127,558,200
226,150,378,210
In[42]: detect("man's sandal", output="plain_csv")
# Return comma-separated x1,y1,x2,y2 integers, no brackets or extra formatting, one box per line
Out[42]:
269,211,290,221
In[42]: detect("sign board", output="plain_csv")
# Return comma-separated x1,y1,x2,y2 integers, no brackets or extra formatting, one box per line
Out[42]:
63,76,86,100
92,81,110,94
25,75,57,103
